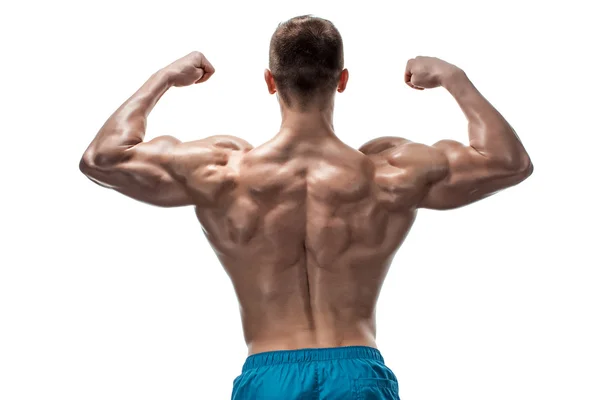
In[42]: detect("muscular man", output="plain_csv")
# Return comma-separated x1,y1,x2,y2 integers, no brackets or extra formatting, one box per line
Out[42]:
80,15,532,400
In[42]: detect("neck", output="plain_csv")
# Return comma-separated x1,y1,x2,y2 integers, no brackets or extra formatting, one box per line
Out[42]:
277,97,337,140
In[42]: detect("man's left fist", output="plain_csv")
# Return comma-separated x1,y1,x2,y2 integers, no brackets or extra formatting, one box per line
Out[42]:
163,51,215,87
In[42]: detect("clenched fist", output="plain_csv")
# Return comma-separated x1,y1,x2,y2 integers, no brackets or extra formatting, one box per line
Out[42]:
404,56,463,90
162,51,215,87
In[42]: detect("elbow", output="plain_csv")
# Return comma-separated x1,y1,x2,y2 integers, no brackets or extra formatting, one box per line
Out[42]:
79,151,96,177
79,150,111,179
79,147,122,177
505,154,533,182
79,150,115,189
515,151,533,179
487,152,533,183
486,143,533,178
521,158,534,179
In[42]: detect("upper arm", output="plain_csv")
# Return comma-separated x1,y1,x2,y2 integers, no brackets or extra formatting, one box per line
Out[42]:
360,137,532,210
80,135,253,207
419,140,532,209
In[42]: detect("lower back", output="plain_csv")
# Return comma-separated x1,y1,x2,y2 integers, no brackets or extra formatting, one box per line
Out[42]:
247,325,378,355
240,277,380,355
230,255,396,355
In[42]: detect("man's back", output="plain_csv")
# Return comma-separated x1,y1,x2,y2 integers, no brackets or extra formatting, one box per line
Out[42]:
194,133,419,354
79,31,532,397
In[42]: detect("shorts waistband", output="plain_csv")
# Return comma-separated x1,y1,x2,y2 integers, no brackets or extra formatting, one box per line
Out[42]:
242,346,384,371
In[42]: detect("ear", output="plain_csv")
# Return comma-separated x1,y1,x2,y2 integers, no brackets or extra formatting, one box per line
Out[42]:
337,68,349,93
264,69,277,94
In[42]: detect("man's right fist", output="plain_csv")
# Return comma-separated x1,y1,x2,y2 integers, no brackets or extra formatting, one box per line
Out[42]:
404,56,462,90
163,51,215,87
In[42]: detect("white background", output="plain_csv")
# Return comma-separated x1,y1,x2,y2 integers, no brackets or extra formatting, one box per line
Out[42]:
1,0,598,399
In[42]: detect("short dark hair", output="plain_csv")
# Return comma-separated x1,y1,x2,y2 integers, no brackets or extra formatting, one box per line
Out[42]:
269,15,344,109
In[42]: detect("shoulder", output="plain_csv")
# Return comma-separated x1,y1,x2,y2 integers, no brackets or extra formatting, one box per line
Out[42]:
359,136,449,183
359,136,442,164
358,136,432,156
168,135,253,155
167,135,253,166
358,136,412,155
136,135,253,160
162,134,252,179
197,135,254,151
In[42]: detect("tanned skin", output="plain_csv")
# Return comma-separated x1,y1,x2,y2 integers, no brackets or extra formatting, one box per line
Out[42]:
80,52,533,356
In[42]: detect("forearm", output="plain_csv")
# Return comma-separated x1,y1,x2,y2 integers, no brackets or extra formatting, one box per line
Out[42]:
83,69,172,166
444,71,531,170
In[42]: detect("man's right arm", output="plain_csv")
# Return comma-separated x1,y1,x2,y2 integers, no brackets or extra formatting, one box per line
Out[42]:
406,56,533,210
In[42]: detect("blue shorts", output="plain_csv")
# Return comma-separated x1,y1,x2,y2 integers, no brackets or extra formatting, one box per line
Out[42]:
231,346,400,399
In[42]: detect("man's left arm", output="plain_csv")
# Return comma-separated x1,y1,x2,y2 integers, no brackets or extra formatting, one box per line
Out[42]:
80,52,218,207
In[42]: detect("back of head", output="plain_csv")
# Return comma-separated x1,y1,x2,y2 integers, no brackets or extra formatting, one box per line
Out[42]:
269,15,344,110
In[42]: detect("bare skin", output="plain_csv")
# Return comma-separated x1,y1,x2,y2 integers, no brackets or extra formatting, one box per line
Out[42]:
80,52,533,356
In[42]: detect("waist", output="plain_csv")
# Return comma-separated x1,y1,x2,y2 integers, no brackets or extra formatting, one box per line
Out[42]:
242,345,384,371
239,303,377,354
246,330,377,356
